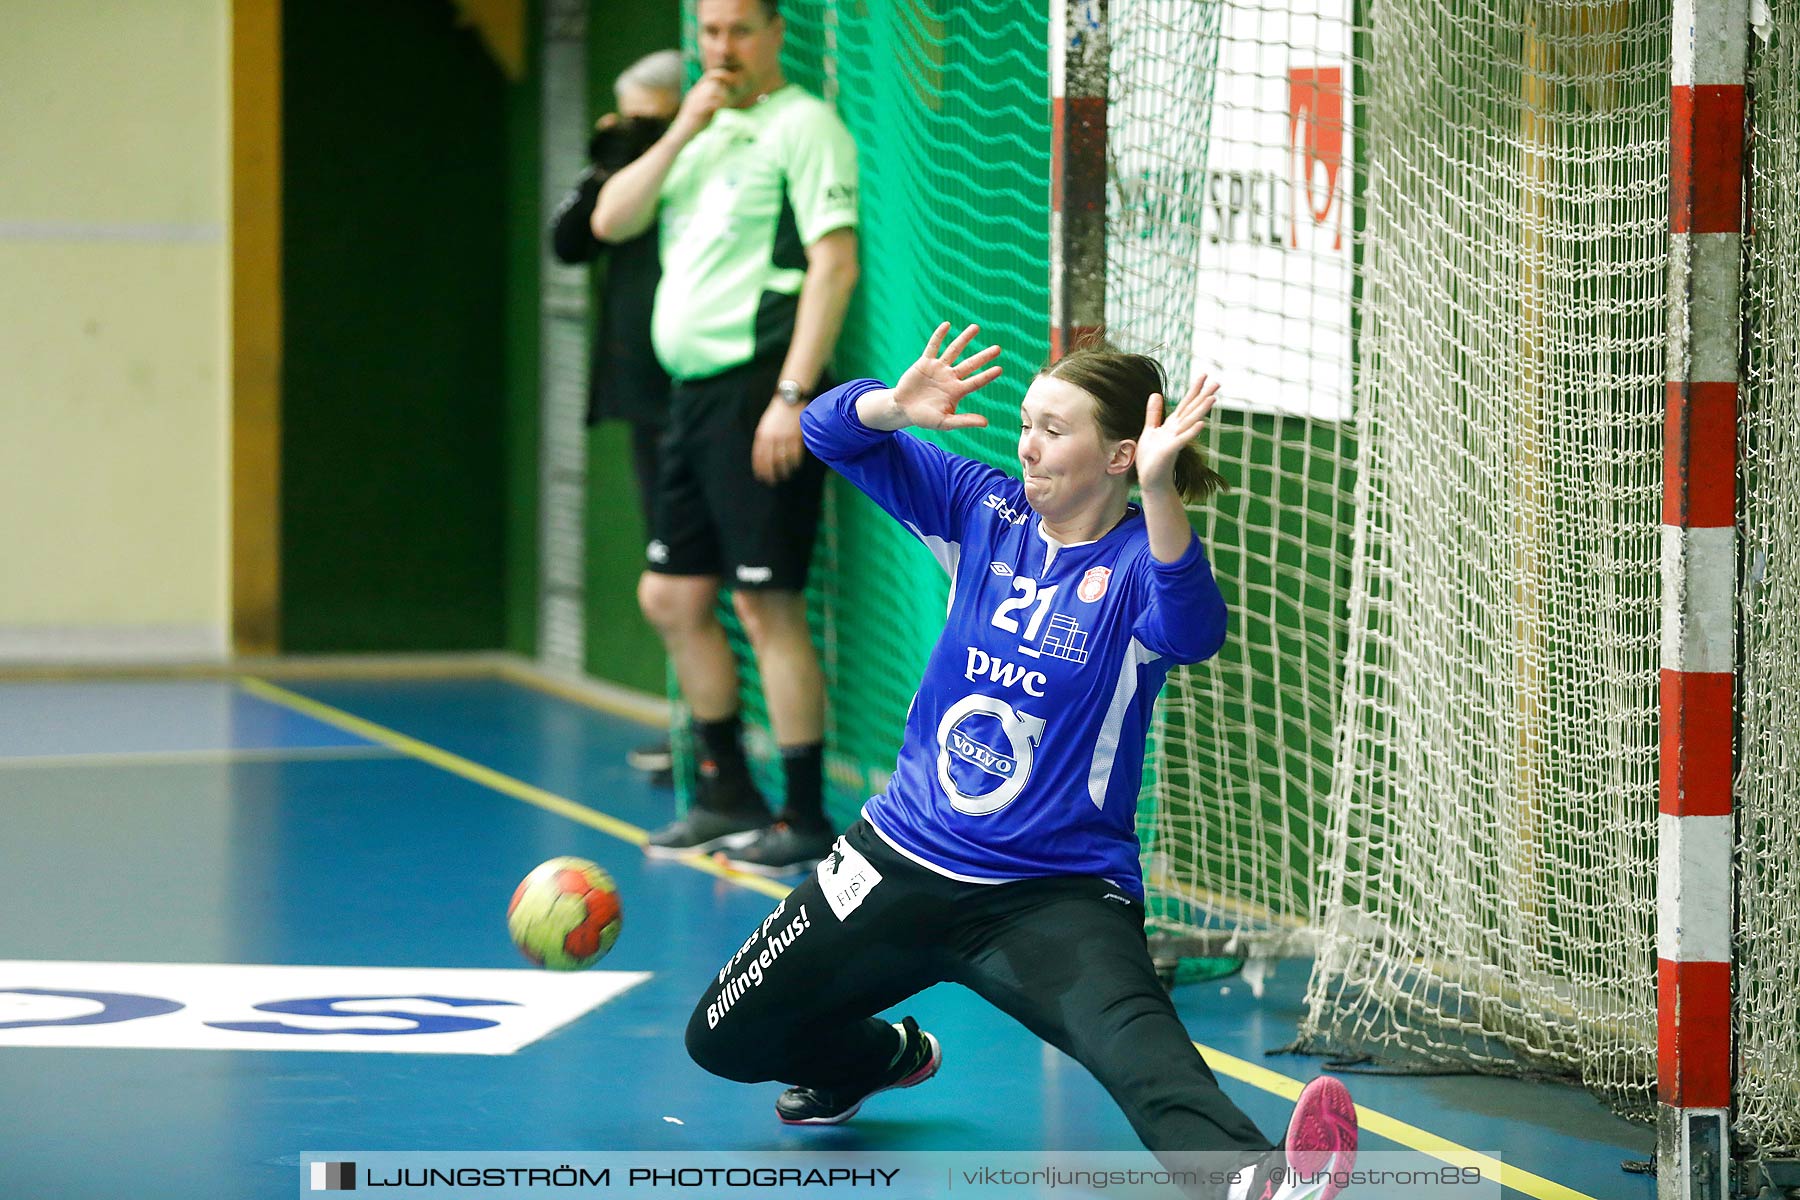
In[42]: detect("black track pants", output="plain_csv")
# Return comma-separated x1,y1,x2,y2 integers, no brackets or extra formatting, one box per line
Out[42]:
685,819,1273,1156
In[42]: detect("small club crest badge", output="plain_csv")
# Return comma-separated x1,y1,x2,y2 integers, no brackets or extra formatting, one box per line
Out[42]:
1077,566,1112,603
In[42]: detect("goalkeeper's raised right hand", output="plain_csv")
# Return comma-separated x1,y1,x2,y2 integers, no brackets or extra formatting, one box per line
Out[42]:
859,322,1003,433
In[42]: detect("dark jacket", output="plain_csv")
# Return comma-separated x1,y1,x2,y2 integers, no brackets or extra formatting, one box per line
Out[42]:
548,127,669,427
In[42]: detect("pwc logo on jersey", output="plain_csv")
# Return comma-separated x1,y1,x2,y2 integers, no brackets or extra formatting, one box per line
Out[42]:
982,493,1028,525
935,694,1046,815
964,648,1046,697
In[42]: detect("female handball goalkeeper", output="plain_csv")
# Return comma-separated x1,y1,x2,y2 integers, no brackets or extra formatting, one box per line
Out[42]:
683,323,1359,1200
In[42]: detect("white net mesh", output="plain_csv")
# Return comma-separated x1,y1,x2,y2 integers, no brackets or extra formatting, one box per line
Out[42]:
1739,0,1800,1160
1112,0,1678,1119
1304,0,1668,1113
1111,0,1358,962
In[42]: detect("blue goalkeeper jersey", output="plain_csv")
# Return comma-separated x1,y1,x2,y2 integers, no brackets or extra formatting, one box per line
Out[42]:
801,379,1229,898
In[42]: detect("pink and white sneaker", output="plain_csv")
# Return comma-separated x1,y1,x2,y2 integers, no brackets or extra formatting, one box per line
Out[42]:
1228,1076,1359,1199
1285,1075,1358,1185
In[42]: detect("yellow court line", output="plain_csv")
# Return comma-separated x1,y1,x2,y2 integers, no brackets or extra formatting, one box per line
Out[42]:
1195,1043,1602,1200
237,677,790,901
0,744,401,770
243,675,1592,1198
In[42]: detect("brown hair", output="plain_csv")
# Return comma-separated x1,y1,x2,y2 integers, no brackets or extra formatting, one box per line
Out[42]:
1041,346,1228,502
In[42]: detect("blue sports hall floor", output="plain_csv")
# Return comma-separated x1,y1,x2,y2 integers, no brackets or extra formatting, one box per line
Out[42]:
0,671,1654,1200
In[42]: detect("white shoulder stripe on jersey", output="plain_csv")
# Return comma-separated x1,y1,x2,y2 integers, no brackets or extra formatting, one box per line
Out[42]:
1088,636,1161,809
905,523,962,612
905,522,961,578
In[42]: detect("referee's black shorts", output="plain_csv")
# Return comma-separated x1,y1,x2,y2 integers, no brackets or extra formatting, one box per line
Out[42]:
645,356,828,592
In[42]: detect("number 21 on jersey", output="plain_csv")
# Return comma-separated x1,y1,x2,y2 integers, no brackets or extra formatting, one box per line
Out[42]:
991,578,1059,642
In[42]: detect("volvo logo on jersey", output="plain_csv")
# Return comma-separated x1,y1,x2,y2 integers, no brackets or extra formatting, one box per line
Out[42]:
948,727,1013,777
935,695,1046,815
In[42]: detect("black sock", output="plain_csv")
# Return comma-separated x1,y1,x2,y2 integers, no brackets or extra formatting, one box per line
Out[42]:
692,713,748,782
778,742,826,828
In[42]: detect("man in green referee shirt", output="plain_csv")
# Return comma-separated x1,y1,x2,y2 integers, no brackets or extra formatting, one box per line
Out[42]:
591,0,858,876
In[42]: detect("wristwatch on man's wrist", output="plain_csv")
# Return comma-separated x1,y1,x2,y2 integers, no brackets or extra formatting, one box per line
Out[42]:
776,378,809,407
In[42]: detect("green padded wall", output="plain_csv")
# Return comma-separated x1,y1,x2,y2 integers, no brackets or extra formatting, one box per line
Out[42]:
282,0,509,652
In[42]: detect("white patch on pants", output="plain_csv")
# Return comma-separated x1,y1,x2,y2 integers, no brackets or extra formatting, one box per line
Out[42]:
817,839,883,922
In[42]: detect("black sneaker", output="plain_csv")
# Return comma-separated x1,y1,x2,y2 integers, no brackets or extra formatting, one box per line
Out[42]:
716,821,836,877
775,1016,942,1126
693,762,766,814
642,806,764,859
627,740,674,773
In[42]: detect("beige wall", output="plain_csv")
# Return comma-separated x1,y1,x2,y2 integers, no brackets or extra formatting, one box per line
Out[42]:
0,0,230,660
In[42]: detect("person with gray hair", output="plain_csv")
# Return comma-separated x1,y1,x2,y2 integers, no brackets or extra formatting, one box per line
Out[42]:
549,48,684,783
614,48,682,100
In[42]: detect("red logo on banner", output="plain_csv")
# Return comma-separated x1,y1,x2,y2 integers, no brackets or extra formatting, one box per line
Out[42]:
1289,68,1345,251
